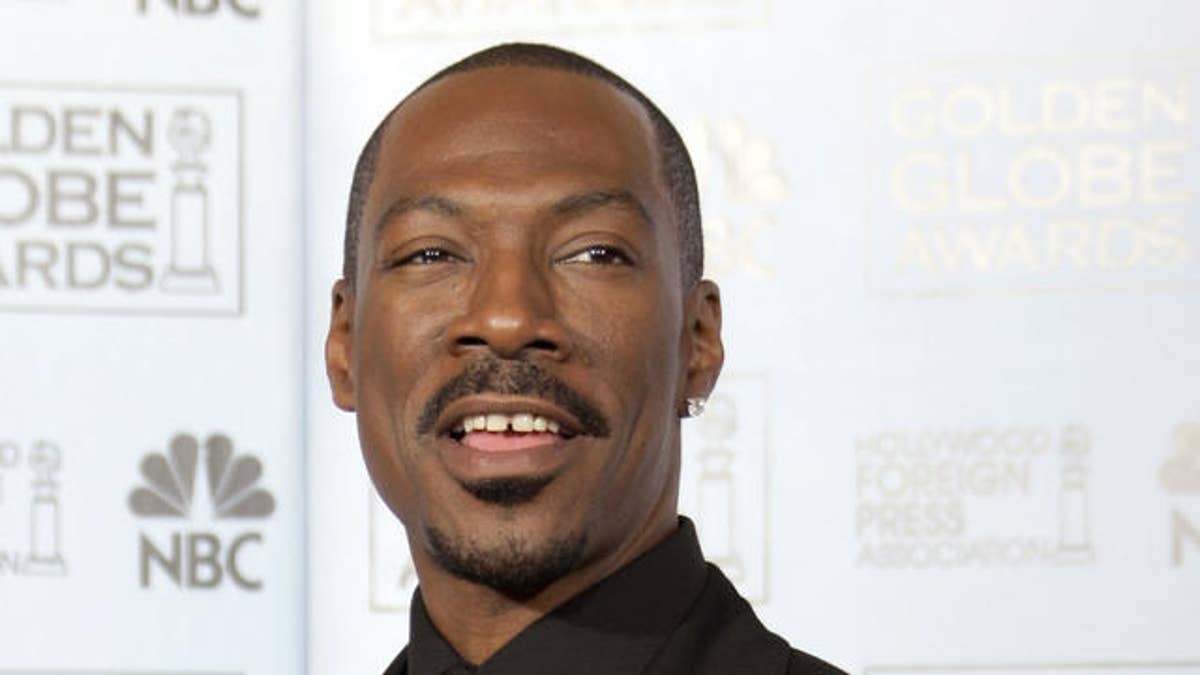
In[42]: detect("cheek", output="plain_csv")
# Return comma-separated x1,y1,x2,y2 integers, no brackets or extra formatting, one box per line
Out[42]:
357,289,448,380
354,290,457,524
353,289,456,459
616,289,681,378
569,297,682,533
562,282,683,419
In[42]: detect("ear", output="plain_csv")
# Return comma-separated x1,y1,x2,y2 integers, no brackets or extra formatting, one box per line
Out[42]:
325,279,357,412
680,279,724,415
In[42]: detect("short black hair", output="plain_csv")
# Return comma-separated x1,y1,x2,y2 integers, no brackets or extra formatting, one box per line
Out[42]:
343,42,702,289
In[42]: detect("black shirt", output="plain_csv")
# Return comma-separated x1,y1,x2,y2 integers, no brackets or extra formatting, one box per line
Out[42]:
383,518,845,675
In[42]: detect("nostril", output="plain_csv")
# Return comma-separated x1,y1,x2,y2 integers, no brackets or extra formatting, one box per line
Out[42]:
528,339,559,352
456,336,488,348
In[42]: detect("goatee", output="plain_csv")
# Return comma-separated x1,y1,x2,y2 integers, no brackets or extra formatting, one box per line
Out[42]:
425,524,587,600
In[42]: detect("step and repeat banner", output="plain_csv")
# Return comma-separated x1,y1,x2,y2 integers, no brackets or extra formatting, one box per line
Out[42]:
304,1,1200,673
0,1,305,674
2,1,1198,674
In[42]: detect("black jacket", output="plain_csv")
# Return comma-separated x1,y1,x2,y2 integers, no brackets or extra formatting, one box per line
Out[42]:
384,517,846,674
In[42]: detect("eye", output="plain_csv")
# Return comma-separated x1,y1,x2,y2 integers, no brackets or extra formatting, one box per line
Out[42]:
561,244,632,266
392,247,458,267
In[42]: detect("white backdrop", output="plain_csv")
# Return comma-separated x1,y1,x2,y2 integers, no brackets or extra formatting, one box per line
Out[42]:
0,1,305,673
3,1,1199,674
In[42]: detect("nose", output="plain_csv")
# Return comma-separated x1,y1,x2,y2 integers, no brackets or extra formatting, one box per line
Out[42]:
444,253,572,361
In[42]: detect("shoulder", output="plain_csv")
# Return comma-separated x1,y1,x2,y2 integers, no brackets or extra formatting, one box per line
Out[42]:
381,646,407,675
716,614,847,675
737,614,846,675
657,564,847,674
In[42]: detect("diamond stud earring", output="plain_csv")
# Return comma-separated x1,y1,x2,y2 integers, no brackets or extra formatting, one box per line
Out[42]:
685,396,707,418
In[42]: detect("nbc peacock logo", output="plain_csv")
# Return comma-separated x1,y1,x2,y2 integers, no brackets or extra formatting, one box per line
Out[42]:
128,432,274,591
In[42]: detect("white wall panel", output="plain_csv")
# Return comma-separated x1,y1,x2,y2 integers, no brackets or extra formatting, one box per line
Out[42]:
304,2,1200,673
3,0,1198,673
0,1,305,673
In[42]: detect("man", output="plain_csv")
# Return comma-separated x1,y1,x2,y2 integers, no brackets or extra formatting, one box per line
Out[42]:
325,43,844,674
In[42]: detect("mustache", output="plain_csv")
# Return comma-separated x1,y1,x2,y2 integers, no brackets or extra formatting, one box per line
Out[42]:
416,357,611,438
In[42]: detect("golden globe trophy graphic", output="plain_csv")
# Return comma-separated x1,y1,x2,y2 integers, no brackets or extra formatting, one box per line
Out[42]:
161,108,220,295
695,395,744,581
1161,422,1200,494
1056,425,1094,564
25,441,66,577
1161,422,1200,566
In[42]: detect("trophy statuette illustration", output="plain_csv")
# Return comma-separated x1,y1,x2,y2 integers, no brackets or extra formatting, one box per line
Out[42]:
25,441,66,576
161,107,221,295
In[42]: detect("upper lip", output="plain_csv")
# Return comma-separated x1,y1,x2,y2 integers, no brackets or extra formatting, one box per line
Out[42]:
433,395,584,438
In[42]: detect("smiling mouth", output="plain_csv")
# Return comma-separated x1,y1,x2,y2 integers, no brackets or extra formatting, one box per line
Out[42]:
447,412,577,452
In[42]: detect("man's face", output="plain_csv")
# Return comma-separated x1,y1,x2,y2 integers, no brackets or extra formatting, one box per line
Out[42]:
326,66,722,597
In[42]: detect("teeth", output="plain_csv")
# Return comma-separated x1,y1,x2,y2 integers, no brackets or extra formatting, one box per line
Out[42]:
485,413,508,432
457,413,564,435
512,414,535,432
461,415,488,432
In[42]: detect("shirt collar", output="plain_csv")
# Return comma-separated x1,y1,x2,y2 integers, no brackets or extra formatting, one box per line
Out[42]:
406,517,709,675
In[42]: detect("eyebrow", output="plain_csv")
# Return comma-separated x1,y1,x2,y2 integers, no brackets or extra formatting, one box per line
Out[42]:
373,188,654,242
552,189,653,226
373,195,465,242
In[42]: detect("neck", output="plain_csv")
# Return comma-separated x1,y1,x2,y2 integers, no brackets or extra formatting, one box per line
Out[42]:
411,509,678,665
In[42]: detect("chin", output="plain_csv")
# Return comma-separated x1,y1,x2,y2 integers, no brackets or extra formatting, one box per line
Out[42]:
423,507,590,600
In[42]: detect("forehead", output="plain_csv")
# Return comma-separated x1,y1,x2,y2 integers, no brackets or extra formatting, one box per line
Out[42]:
367,66,666,212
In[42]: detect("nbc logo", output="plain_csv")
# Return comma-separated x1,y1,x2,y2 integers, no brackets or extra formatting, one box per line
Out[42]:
137,0,261,18
128,432,274,590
